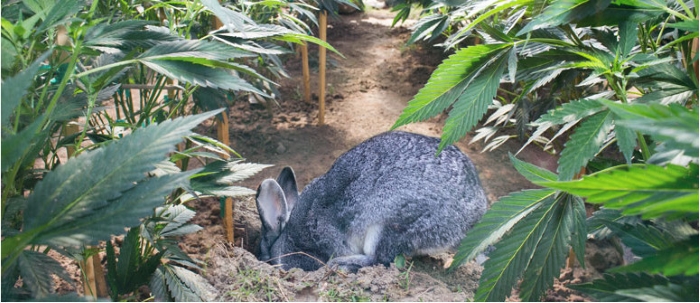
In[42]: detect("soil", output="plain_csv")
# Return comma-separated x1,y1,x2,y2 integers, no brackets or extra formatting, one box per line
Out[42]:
180,7,618,303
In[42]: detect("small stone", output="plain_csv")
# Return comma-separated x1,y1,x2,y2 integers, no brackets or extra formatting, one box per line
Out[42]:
276,142,287,154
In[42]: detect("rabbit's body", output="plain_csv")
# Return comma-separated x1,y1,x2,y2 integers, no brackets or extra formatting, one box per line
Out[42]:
256,131,488,271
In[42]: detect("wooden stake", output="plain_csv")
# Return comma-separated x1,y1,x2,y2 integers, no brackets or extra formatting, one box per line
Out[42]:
215,113,231,160
80,253,108,299
318,11,328,125
215,113,234,243
223,197,234,243
301,42,311,103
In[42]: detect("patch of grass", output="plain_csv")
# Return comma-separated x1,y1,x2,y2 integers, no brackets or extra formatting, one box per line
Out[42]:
225,268,280,302
398,260,414,291
320,279,372,302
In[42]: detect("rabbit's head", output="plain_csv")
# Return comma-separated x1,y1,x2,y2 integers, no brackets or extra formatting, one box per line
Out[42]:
257,167,320,269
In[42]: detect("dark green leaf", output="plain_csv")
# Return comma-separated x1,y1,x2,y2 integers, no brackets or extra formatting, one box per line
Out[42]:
569,272,671,301
83,20,178,53
534,98,607,126
610,235,698,276
607,221,676,258
509,153,557,183
517,0,611,35
23,111,220,246
440,48,510,152
611,103,698,158
519,194,579,301
36,0,82,33
539,164,699,219
614,123,636,164
474,192,558,301
558,110,614,180
18,250,72,298
451,189,556,269
1,51,50,126
666,20,699,32
617,21,637,58
392,44,510,133
576,3,664,26
570,195,587,268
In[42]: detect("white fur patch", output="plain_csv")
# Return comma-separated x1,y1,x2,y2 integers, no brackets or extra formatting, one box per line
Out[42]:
363,224,383,256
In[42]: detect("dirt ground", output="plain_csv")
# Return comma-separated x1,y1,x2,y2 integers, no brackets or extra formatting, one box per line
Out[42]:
180,7,622,302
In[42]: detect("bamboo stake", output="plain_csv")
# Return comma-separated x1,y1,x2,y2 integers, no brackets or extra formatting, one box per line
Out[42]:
301,42,311,103
318,11,328,125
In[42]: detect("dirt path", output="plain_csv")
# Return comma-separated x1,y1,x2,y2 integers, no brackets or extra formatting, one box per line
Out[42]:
184,8,603,302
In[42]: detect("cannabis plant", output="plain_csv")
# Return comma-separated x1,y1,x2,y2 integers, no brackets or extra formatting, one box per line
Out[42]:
1,0,288,300
392,0,698,301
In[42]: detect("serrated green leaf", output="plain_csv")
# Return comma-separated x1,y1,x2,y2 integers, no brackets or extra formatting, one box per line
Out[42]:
517,0,611,35
618,21,637,58
35,0,81,33
614,123,636,164
558,110,614,180
611,103,698,158
1,51,50,126
607,221,677,258
569,272,671,301
576,2,664,26
392,44,511,132
35,171,195,247
519,194,579,301
21,110,220,247
539,163,699,219
18,250,71,298
439,48,510,152
474,191,559,301
159,264,215,301
570,194,587,268
83,20,179,53
451,189,556,269
610,235,698,276
616,284,688,301
509,153,557,183
666,20,699,32
534,98,607,126
150,266,170,301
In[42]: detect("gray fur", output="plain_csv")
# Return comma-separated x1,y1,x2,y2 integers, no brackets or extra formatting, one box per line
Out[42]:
255,131,488,271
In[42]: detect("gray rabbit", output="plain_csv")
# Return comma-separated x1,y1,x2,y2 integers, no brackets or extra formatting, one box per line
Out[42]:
255,131,488,272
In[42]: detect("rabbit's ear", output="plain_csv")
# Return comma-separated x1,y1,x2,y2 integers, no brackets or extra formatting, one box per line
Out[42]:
276,167,299,215
256,179,289,235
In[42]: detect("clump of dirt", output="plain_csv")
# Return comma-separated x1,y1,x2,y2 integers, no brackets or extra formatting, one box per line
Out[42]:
203,245,483,302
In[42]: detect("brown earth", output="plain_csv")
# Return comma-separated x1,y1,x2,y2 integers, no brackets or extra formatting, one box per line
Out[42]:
180,7,620,302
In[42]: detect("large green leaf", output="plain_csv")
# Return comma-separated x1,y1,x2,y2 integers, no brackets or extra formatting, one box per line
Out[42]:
474,191,559,301
3,110,219,259
392,44,511,134
1,51,50,127
17,250,72,298
83,20,180,53
517,0,611,35
451,189,556,269
604,101,699,157
508,153,557,183
606,221,676,258
152,264,215,301
519,194,581,301
539,163,699,219
534,98,607,125
569,272,675,301
610,235,698,276
440,47,510,152
576,2,665,26
35,0,82,33
558,110,614,180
